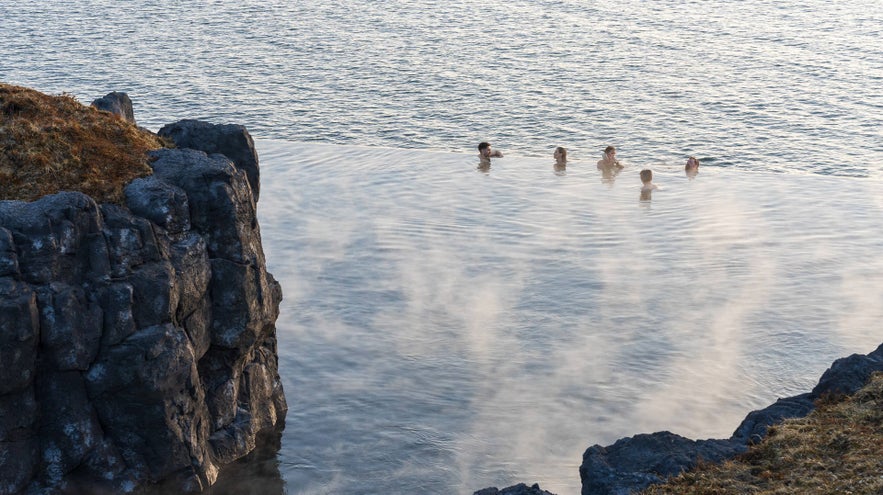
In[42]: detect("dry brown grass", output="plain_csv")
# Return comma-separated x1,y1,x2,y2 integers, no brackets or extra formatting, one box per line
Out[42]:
642,372,883,495
0,83,166,204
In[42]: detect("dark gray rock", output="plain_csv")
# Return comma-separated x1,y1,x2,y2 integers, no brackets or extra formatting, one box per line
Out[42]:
129,260,178,330
0,387,36,442
0,388,39,495
125,176,192,234
157,119,261,202
0,227,19,277
84,323,216,488
0,192,105,285
96,282,137,347
90,91,136,124
729,393,814,445
811,342,883,398
579,342,883,494
580,432,744,495
474,483,557,495
0,278,39,394
35,371,104,487
209,258,280,349
0,120,285,494
100,203,166,278
149,148,260,263
170,233,213,359
0,431,37,495
36,282,102,371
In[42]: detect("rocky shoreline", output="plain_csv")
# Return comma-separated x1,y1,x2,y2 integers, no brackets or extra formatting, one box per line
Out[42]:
0,92,285,494
475,342,883,495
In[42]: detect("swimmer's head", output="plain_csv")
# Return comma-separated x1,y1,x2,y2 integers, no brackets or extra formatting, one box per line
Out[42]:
554,146,567,162
640,169,653,183
604,145,616,157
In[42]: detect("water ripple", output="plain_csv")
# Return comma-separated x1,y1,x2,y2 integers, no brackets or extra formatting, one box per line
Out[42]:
1,0,880,177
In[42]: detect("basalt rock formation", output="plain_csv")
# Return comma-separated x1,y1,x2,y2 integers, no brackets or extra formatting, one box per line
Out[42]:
158,120,261,203
474,483,558,495
0,115,285,494
579,342,883,495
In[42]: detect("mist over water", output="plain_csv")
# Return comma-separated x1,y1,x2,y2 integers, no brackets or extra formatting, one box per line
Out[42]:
255,141,883,494
3,0,883,493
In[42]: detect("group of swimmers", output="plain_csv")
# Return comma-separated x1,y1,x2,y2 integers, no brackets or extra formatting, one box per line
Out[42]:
477,142,701,200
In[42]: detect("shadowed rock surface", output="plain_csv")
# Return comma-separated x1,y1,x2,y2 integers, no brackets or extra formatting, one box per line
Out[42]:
579,342,883,494
580,433,746,495
158,120,261,203
90,91,136,124
474,482,558,495
0,121,285,494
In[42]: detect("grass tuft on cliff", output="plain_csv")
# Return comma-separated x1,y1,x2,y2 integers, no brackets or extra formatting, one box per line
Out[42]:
0,83,166,204
642,372,883,495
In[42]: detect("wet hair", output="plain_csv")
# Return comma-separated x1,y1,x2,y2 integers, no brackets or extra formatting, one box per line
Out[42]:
640,169,653,182
604,145,616,155
686,156,700,169
555,147,567,160
478,142,491,152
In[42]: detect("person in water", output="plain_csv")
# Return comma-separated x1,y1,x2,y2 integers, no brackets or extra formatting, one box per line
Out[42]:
597,145,623,169
553,146,567,165
478,142,503,167
640,169,658,200
685,156,700,177
553,146,567,172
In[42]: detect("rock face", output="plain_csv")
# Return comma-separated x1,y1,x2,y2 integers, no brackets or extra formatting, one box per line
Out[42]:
579,342,883,495
0,123,285,494
474,483,558,495
580,433,747,495
90,91,136,124
158,120,261,203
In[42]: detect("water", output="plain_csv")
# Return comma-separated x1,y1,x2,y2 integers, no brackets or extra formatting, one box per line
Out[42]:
246,143,883,494
2,1,882,494
2,1,882,176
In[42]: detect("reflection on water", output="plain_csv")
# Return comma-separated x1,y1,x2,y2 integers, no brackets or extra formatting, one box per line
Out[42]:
238,141,883,495
598,163,624,186
206,428,286,495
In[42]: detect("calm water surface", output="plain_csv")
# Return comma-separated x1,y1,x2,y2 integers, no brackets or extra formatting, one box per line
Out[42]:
246,142,883,494
2,1,883,493
1,0,881,176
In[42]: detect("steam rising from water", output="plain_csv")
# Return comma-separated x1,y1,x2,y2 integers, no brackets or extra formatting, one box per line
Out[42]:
256,141,883,494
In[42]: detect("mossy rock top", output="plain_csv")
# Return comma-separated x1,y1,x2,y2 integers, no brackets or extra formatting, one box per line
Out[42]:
0,83,166,204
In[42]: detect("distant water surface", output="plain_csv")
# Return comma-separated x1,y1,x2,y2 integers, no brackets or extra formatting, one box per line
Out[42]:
1,0,881,176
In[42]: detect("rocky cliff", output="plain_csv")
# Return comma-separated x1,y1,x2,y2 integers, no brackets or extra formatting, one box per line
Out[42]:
0,104,286,494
